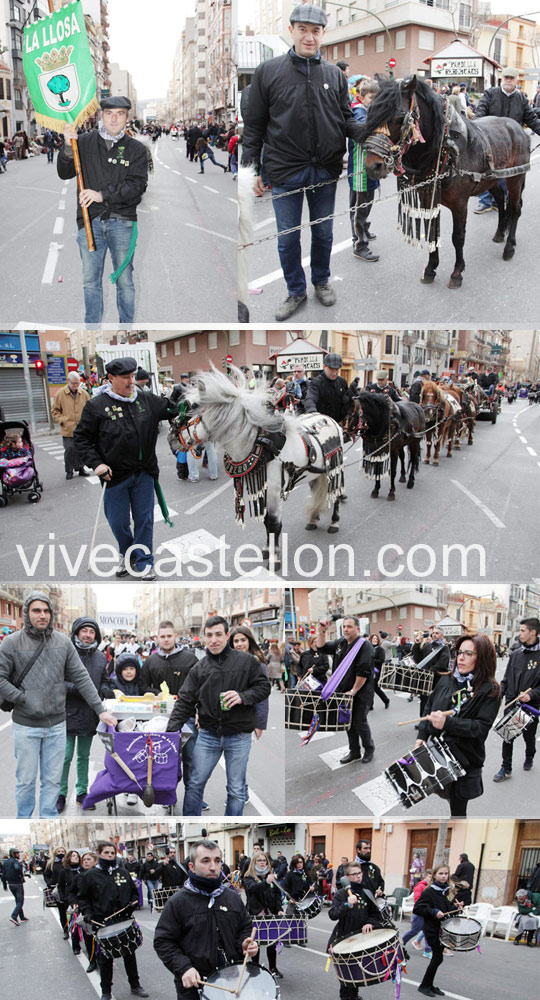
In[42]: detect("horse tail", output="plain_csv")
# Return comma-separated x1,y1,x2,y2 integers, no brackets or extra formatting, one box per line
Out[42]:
306,474,329,521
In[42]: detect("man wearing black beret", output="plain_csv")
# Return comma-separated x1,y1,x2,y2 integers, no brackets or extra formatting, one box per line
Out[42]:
74,357,178,580
57,96,148,325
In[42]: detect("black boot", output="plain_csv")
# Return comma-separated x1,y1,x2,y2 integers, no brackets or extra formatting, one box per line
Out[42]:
513,934,522,946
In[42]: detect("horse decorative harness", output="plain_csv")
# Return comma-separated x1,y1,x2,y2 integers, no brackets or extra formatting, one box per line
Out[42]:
223,443,268,525
281,414,344,503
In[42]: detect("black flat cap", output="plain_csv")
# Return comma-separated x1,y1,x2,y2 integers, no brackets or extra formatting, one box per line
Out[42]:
105,356,138,376
135,367,150,381
100,95,131,111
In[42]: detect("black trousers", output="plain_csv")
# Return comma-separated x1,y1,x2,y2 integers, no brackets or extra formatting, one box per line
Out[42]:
349,187,374,249
347,694,374,756
420,931,444,988
448,783,469,817
372,677,390,707
502,714,538,770
339,983,360,999
62,435,82,473
98,949,140,993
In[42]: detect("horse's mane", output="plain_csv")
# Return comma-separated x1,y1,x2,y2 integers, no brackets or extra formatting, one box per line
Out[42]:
420,380,444,404
185,365,296,442
357,390,392,425
364,77,446,151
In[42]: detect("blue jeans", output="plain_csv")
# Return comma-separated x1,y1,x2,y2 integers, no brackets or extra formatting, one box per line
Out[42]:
12,721,66,817
103,471,155,570
271,165,337,297
10,884,25,920
478,179,507,208
200,148,225,171
187,442,218,480
77,217,136,324
183,728,253,816
146,878,160,905
402,912,425,945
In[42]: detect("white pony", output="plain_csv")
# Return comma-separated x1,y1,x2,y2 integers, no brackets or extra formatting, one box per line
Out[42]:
172,366,346,568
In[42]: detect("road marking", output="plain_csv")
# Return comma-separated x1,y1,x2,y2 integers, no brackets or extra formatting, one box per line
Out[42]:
249,236,351,289
53,216,64,235
183,480,231,515
41,241,63,284
184,222,236,243
0,719,12,733
15,185,64,195
527,447,537,456
158,529,223,560
228,197,238,204
163,163,171,169
62,184,68,195
172,169,181,175
451,480,505,528
203,185,218,193
58,198,65,210
519,435,527,443
185,176,197,184
217,758,273,815
254,216,275,231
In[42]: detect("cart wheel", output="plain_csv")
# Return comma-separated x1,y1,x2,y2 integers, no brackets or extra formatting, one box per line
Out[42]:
491,410,497,425
28,491,41,503
0,495,7,507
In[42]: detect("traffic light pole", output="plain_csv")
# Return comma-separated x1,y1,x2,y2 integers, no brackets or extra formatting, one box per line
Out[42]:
19,331,36,436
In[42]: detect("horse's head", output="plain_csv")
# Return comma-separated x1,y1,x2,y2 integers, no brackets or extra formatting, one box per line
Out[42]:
420,380,443,418
176,411,209,454
363,76,436,180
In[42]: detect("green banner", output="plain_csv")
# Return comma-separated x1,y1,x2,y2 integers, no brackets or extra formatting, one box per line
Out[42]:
23,0,99,130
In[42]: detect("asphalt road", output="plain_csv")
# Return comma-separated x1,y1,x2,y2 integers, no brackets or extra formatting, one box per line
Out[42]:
3,881,539,1000
0,686,284,819
244,138,540,326
3,398,538,583
285,655,540,819
0,136,237,325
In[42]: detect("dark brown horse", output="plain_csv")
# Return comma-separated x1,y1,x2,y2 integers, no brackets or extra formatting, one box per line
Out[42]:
361,76,531,288
446,384,477,447
353,392,425,500
420,380,456,464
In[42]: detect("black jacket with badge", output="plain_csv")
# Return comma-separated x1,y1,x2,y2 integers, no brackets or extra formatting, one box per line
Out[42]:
356,859,384,894
328,885,383,947
140,647,198,697
474,86,540,135
67,618,114,736
242,49,365,184
166,644,271,735
417,675,500,772
74,389,176,486
500,644,540,708
318,637,374,699
304,372,351,423
77,862,140,927
160,859,188,889
57,130,148,229
154,885,252,980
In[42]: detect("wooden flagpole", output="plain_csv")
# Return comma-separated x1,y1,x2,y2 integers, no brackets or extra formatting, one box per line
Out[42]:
48,0,95,251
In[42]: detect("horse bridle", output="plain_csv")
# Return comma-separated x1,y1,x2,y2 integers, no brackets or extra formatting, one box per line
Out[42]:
364,88,425,175
177,413,207,454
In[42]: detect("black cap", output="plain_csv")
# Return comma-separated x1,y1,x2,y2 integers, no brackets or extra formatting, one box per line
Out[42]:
420,368,431,376
100,95,131,111
105,357,138,376
135,367,150,381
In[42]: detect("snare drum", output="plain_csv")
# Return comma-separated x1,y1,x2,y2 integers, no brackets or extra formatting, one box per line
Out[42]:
440,916,482,952
285,691,353,732
152,886,180,911
379,661,434,697
201,963,278,1000
252,916,307,945
96,919,142,959
293,893,323,920
384,737,466,810
330,927,405,985
493,706,534,743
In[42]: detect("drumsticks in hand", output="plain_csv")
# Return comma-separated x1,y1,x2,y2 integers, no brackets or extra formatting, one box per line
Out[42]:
497,687,532,714
398,709,454,727
235,925,256,996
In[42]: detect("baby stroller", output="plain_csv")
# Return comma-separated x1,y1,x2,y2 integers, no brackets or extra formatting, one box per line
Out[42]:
0,420,43,506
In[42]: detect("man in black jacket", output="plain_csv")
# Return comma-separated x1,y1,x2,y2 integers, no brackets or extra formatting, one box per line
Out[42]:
78,842,148,1000
4,848,28,926
474,66,540,213
154,839,257,1000
418,626,451,717
161,850,188,890
58,96,148,323
167,616,271,815
74,356,178,580
367,370,401,402
242,4,365,322
451,853,475,906
316,616,375,765
56,616,113,814
304,354,351,423
494,617,540,781
354,840,385,895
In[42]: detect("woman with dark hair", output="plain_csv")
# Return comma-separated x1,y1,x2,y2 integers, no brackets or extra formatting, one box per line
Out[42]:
416,633,501,816
230,626,270,805
77,851,98,972
58,850,83,955
243,850,285,979
369,633,390,709
283,853,312,904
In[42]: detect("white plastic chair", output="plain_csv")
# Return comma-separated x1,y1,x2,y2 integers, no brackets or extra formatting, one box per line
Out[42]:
463,902,494,935
486,906,519,941
401,892,415,920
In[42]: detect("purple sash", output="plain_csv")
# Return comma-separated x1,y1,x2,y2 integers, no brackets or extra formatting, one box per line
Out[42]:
321,637,365,700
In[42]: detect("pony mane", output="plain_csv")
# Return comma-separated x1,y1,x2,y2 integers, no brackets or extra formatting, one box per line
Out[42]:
357,390,392,423
185,365,294,442
364,77,445,151
420,380,443,404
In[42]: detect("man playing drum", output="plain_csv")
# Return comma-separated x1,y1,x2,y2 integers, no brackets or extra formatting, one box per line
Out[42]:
154,839,259,1000
328,862,384,1000
493,617,540,782
78,841,148,1000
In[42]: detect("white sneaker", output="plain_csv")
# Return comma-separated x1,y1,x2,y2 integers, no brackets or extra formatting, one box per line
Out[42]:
139,565,156,581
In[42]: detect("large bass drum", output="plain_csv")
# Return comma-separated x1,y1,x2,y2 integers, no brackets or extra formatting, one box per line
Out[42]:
330,927,405,985
201,963,279,1000
252,915,307,945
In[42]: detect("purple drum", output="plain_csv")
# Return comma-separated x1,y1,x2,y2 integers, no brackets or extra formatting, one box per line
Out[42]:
330,927,405,985
252,916,307,945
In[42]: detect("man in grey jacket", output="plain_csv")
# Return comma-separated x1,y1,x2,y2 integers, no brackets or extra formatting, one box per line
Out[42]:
0,591,117,818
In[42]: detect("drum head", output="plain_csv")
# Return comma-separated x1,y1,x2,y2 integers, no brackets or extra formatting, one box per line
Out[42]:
332,927,396,954
201,963,277,1000
97,919,133,940
443,917,481,935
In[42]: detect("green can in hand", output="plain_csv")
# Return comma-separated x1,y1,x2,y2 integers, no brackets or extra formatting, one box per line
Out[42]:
220,693,230,711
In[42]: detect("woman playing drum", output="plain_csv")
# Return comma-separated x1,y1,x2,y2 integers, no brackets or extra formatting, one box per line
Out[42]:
413,864,463,997
243,851,285,979
415,633,501,816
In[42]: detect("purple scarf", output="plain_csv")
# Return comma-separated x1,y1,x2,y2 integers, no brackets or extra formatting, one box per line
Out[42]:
321,637,365,700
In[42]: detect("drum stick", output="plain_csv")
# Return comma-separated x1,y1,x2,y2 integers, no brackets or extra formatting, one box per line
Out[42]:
496,688,532,716
235,926,256,995
201,984,238,995
398,709,454,727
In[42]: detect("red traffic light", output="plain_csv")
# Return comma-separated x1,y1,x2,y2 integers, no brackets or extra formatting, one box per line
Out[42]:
388,58,396,68
35,359,45,376
226,354,233,364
